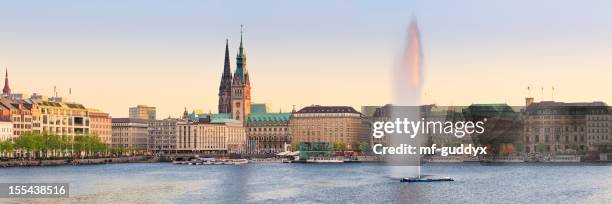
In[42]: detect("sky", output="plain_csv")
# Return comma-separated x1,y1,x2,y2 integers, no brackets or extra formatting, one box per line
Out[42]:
1,0,611,118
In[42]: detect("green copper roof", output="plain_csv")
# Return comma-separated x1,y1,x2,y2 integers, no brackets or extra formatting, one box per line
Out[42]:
210,118,241,124
188,113,232,121
464,104,514,112
250,103,268,114
247,113,291,126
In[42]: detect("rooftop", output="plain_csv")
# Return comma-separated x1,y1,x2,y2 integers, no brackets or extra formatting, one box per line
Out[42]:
296,105,360,114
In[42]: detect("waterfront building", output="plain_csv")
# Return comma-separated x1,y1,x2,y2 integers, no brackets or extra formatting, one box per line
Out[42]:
463,104,523,155
425,106,474,148
148,118,179,153
0,98,32,137
246,112,291,153
176,117,246,154
0,118,13,141
89,109,112,145
289,105,362,149
129,105,156,120
30,98,90,136
218,39,233,114
585,107,611,151
230,30,251,126
360,106,381,118
111,118,148,149
523,100,609,153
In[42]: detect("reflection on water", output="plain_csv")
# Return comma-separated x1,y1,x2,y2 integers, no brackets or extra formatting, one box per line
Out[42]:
0,163,611,203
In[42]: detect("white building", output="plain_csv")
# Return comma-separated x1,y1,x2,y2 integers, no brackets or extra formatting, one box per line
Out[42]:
176,118,246,154
0,120,14,141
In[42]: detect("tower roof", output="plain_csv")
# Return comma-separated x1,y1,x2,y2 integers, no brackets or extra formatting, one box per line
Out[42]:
234,25,248,83
3,67,10,96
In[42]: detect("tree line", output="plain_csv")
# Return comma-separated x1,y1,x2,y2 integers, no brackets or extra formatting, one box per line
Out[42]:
0,133,142,160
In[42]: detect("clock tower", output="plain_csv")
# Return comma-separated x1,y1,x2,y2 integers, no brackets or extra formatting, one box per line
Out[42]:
231,26,251,125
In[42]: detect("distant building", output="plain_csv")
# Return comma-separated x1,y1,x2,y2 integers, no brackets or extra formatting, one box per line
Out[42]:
111,118,148,149
230,31,251,126
424,106,474,148
129,105,156,120
0,98,32,137
148,118,179,153
463,104,523,155
586,108,611,152
0,119,13,142
218,39,233,114
176,118,246,154
30,99,90,136
250,103,270,114
523,101,610,153
360,106,381,118
289,105,362,149
89,109,112,145
246,113,291,153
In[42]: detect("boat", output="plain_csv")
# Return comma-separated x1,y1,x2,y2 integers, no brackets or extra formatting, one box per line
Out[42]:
401,177,454,182
232,159,249,165
426,156,464,163
306,157,344,163
544,155,581,162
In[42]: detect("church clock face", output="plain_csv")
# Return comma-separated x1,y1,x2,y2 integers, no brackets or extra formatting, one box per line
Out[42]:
235,102,241,108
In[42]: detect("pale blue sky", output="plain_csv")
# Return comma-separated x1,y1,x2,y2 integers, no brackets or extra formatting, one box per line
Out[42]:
1,0,611,117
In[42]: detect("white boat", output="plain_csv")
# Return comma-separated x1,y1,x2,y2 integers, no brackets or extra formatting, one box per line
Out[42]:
232,159,249,165
545,155,581,162
426,156,464,163
306,157,344,163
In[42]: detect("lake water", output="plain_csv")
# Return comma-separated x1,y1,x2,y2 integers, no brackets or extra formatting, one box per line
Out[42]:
0,163,611,203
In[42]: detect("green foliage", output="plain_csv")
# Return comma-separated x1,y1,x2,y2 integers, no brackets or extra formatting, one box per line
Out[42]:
536,144,547,152
333,142,347,151
1,133,110,159
514,143,525,153
568,143,580,151
358,142,370,153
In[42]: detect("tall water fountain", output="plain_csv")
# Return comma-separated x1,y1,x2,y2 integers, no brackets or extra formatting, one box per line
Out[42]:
388,18,426,179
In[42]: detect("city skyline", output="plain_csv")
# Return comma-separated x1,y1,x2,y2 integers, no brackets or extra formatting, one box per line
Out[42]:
1,1,612,118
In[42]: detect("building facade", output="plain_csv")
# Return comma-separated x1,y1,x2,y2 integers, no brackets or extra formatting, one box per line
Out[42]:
30,99,90,136
246,113,291,153
89,109,112,145
176,118,246,154
0,98,32,137
0,120,13,141
148,118,179,153
289,105,362,149
523,101,610,153
129,105,156,120
111,118,149,149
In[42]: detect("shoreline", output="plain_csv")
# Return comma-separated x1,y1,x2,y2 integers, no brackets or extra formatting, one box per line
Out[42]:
0,156,155,168
1,157,610,168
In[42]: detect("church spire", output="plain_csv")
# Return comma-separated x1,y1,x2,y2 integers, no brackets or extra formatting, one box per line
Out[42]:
234,25,247,83
238,25,245,58
3,67,10,96
218,38,234,113
223,38,231,77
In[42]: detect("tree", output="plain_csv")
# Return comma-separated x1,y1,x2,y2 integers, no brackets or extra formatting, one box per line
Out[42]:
536,144,547,153
358,142,370,153
333,142,347,151
0,139,15,158
514,143,525,153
